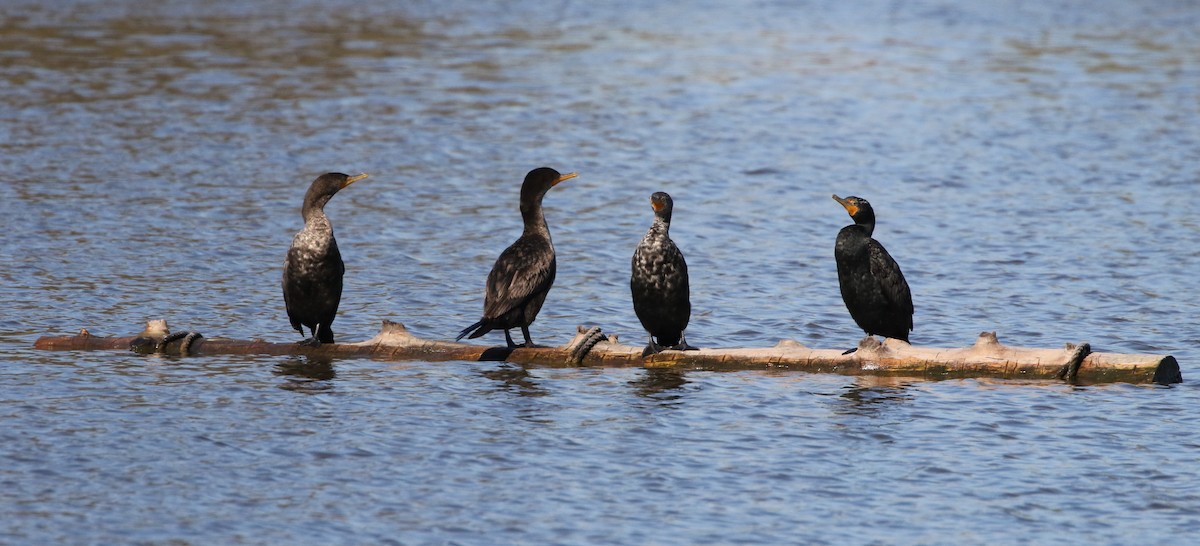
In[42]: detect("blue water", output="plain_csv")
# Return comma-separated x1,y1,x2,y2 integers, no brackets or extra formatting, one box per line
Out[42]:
2,0,1199,544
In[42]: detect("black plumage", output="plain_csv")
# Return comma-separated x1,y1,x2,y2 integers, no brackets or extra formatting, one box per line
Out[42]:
631,191,694,356
832,194,913,343
457,167,577,348
282,172,368,345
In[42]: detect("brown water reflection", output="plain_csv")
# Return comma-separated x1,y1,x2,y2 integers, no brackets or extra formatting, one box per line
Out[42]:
0,12,432,106
993,31,1191,85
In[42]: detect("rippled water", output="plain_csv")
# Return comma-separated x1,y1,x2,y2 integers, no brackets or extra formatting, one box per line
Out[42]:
2,0,1199,544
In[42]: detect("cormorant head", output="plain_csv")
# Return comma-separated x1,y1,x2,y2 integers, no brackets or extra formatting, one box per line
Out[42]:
832,194,876,228
650,191,674,223
303,172,368,217
519,167,577,212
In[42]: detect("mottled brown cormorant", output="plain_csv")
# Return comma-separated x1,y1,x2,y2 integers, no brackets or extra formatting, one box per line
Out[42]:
457,167,577,348
833,194,913,343
631,191,694,356
282,172,368,345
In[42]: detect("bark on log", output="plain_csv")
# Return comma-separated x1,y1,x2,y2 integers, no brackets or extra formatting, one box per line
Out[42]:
33,320,1181,385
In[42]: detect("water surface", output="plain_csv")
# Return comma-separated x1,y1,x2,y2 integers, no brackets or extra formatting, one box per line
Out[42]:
2,0,1198,544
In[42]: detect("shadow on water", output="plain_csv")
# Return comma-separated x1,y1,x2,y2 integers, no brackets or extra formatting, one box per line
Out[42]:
480,363,548,398
629,368,690,402
832,376,915,417
274,354,336,393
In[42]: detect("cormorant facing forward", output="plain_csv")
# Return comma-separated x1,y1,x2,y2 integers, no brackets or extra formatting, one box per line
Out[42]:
282,172,368,345
832,194,913,343
631,191,694,356
457,167,577,348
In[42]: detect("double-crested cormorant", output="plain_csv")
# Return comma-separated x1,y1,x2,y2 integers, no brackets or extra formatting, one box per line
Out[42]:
457,167,577,348
282,172,368,345
631,191,694,356
832,194,913,343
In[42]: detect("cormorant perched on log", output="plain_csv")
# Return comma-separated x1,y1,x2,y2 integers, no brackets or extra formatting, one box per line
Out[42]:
457,167,577,348
282,172,368,345
832,194,913,344
631,191,695,356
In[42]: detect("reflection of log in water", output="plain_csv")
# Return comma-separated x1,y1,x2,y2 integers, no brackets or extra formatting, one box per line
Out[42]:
275,355,336,380
835,376,916,417
274,355,337,394
33,320,1182,385
630,368,690,400
480,365,549,398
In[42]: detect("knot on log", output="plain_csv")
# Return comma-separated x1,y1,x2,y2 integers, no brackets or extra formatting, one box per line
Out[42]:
974,331,1001,348
857,336,886,354
131,320,171,354
567,325,608,365
375,320,420,345
144,319,170,337
1054,342,1092,382
129,320,203,356
775,339,808,349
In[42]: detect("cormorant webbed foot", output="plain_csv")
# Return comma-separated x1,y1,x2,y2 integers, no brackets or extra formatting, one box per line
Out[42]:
641,336,665,357
671,334,698,352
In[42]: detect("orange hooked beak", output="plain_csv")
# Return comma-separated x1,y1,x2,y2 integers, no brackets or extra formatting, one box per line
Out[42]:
832,194,858,217
342,173,369,188
552,171,578,187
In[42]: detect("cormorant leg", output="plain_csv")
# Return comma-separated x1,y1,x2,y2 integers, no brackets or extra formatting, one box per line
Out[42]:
503,329,517,349
642,334,663,357
318,323,335,344
520,326,535,348
672,333,699,352
298,324,322,347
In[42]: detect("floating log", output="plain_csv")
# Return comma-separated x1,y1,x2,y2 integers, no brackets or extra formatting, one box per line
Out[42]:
32,319,1181,385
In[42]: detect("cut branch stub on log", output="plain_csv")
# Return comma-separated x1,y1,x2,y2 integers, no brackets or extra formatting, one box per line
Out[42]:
32,321,1182,385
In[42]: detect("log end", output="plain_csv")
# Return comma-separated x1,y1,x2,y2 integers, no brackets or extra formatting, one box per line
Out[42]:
1152,355,1182,385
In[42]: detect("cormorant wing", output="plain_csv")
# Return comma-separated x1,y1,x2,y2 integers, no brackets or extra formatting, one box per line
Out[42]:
282,238,345,333
482,235,556,319
867,240,914,331
282,250,305,332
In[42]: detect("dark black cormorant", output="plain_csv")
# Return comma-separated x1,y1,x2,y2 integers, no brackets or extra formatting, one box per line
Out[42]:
832,194,913,343
631,191,694,356
456,167,577,348
282,172,368,345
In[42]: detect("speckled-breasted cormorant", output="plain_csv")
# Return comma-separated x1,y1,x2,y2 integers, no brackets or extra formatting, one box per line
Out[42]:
282,172,368,345
832,194,913,343
456,167,577,348
631,191,694,356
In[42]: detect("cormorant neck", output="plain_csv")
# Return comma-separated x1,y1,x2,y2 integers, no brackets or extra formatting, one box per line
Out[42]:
652,214,671,234
520,199,549,237
854,213,875,237
301,191,334,223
